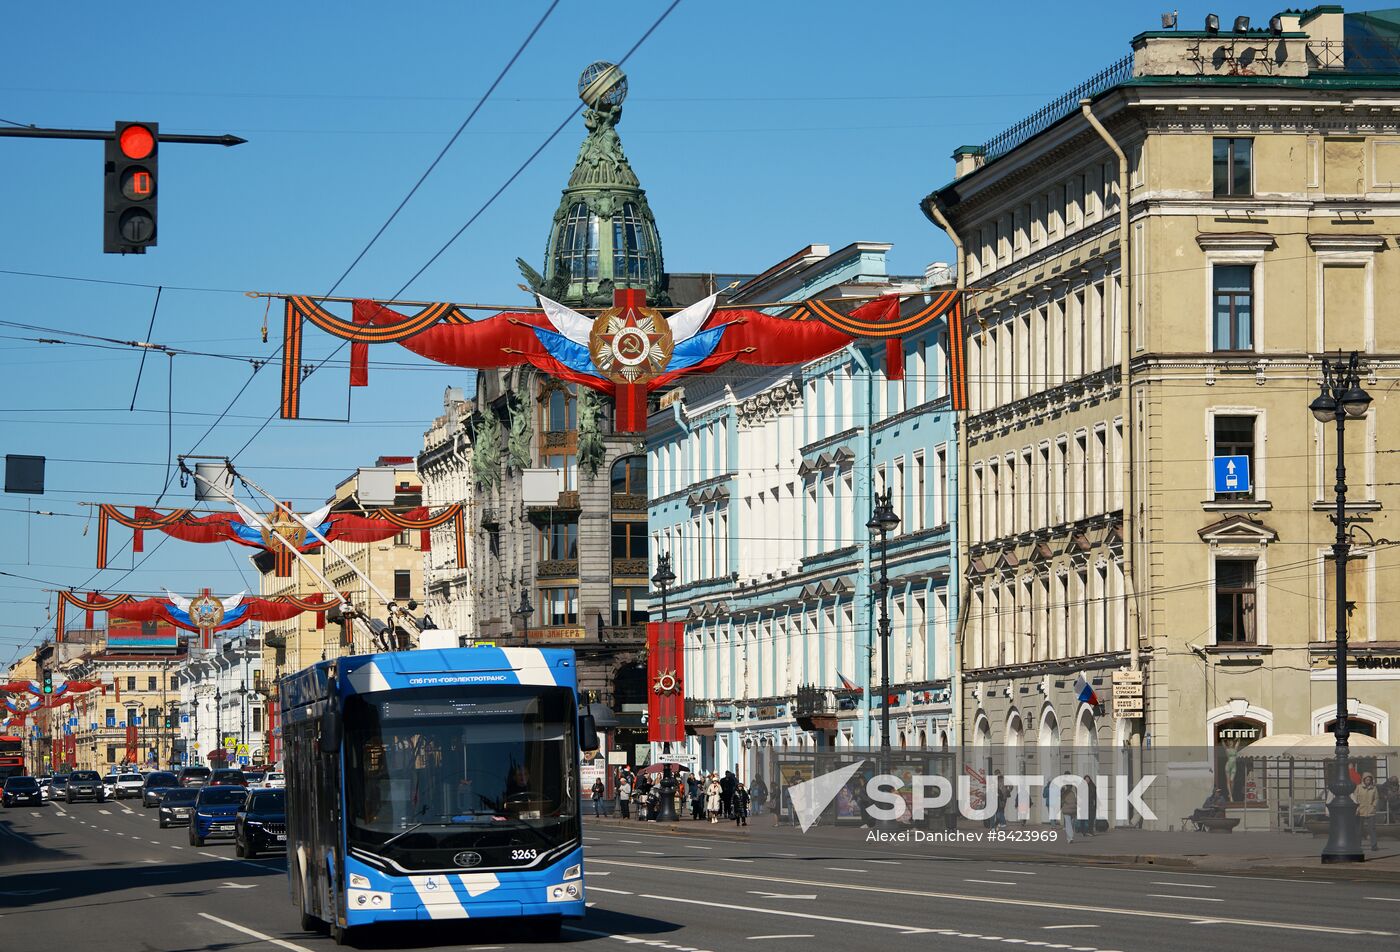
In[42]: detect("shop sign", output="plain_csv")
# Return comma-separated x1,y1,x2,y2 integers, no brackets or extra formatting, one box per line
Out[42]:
1311,654,1400,671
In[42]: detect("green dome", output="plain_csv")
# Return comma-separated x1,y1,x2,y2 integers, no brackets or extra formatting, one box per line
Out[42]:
517,63,666,308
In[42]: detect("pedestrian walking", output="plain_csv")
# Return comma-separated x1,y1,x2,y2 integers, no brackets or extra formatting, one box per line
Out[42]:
635,774,651,821
993,770,1007,828
1081,775,1098,837
750,775,767,817
733,780,750,826
720,770,736,819
591,778,606,817
1357,772,1381,852
1060,783,1078,843
705,773,723,823
618,776,632,819
688,773,703,820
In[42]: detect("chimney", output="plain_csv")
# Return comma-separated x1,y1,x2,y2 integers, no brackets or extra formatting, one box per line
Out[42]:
953,145,985,180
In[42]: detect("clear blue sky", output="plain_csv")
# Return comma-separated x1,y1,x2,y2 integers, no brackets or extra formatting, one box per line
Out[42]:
0,1,1217,665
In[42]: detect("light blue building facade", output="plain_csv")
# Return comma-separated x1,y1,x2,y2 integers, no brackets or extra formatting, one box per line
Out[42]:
646,243,959,777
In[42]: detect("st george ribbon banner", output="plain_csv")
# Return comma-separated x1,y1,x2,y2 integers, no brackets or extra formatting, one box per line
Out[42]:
647,621,685,744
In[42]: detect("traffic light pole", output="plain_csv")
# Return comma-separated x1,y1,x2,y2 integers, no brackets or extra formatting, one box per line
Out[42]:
0,126,246,146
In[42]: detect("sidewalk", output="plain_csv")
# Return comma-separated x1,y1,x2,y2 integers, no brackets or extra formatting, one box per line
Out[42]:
583,813,1400,881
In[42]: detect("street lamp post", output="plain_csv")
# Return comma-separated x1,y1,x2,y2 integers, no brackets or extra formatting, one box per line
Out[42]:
514,589,535,641
652,553,675,624
1309,351,1372,864
865,490,900,764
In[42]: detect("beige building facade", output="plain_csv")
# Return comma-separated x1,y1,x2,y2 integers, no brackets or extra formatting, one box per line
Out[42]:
928,6,1400,821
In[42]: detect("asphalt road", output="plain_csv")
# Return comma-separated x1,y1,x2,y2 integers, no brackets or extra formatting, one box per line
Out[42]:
2,801,1397,952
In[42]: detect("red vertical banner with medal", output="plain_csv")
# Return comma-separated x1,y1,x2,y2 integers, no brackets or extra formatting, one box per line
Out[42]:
647,621,685,744
590,288,673,433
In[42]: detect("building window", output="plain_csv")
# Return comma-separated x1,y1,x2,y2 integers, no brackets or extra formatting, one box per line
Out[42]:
147,676,157,691
1213,415,1256,499
1215,559,1257,644
539,586,579,626
612,585,650,626
395,530,412,547
612,202,653,283
106,745,118,764
169,677,177,691
1213,137,1252,197
542,385,577,433
540,521,579,560
252,708,263,733
612,521,649,561
126,677,136,691
393,570,412,601
612,455,646,495
557,202,599,279
1212,265,1254,352
544,452,577,490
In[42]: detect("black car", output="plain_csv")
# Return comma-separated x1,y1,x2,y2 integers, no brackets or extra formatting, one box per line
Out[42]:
177,766,212,788
2,776,42,807
158,787,199,828
211,768,248,788
65,770,105,803
142,771,179,807
234,789,285,858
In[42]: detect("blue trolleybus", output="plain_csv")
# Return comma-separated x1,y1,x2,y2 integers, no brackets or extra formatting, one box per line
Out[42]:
279,647,597,943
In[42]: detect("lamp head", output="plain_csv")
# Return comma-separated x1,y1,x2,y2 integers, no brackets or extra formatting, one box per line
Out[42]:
1310,390,1337,423
1341,382,1372,418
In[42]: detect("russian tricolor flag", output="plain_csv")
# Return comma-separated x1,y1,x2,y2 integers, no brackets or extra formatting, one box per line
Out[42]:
1074,673,1099,706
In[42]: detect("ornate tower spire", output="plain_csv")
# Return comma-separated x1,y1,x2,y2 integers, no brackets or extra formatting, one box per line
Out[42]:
518,62,667,308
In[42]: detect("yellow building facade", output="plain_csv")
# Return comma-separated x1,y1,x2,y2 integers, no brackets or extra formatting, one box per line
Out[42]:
927,7,1400,819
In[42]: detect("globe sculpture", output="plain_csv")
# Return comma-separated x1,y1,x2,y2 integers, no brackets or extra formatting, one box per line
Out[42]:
578,61,628,110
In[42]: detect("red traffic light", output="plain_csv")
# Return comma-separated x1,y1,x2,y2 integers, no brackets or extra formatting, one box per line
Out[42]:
118,124,155,160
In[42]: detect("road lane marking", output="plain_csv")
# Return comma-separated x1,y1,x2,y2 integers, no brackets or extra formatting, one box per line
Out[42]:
588,886,634,895
1147,895,1224,903
98,809,111,815
747,936,816,940
200,851,225,860
966,880,1017,886
720,858,754,863
587,871,610,876
636,893,931,934
562,925,715,951
590,858,1394,936
988,869,1035,875
825,867,864,872
1367,897,1400,902
170,845,182,850
197,913,314,952
868,860,901,865
220,882,257,889
1150,882,1215,889
618,839,641,844
749,891,817,900
683,845,713,850
1042,925,1099,930
637,850,665,855
29,812,40,817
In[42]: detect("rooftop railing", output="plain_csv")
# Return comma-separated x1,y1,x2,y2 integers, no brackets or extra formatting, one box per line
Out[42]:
981,54,1134,162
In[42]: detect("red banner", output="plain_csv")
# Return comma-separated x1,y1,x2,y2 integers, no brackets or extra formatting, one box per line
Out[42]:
647,621,685,744
125,723,138,765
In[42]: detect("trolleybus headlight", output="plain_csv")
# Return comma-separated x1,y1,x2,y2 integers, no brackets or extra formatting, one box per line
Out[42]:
563,864,581,881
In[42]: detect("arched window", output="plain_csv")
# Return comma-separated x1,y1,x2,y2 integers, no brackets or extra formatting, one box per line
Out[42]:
612,455,646,495
558,203,600,279
612,202,652,282
542,383,576,433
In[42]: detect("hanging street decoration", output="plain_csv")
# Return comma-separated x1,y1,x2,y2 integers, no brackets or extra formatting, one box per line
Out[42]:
55,588,329,647
94,499,466,576
646,620,685,744
274,287,964,433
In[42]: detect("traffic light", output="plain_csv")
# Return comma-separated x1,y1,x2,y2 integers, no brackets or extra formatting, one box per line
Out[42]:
42,674,52,695
104,121,158,254
164,714,173,729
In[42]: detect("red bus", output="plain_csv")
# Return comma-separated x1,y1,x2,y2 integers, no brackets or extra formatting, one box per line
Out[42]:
0,735,24,780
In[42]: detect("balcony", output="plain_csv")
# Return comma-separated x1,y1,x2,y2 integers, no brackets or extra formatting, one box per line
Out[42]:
537,558,579,580
527,491,581,523
612,492,646,513
480,508,499,529
685,698,717,728
600,625,645,646
611,558,648,578
253,676,275,697
794,683,861,731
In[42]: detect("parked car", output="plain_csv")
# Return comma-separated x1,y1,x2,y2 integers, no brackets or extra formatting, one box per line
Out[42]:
189,785,247,845
158,787,199,828
48,775,69,802
256,771,285,789
243,771,265,786
210,768,248,788
177,766,212,788
66,770,106,803
142,771,179,808
3,776,43,808
114,772,144,799
234,789,286,858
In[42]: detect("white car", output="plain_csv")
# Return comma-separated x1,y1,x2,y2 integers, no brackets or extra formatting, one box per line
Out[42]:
257,771,284,789
115,773,144,799
36,776,52,800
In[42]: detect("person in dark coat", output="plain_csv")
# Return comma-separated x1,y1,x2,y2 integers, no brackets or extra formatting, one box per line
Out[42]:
591,778,606,817
733,780,750,826
750,775,767,817
720,770,736,819
688,773,704,820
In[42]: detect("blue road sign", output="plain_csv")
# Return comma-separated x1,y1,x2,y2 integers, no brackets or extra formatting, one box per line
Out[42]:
1213,455,1251,494
238,756,249,765
180,714,189,723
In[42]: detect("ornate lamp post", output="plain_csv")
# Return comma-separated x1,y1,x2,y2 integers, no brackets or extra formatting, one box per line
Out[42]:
514,589,535,641
1309,351,1371,864
865,490,900,761
652,553,676,624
